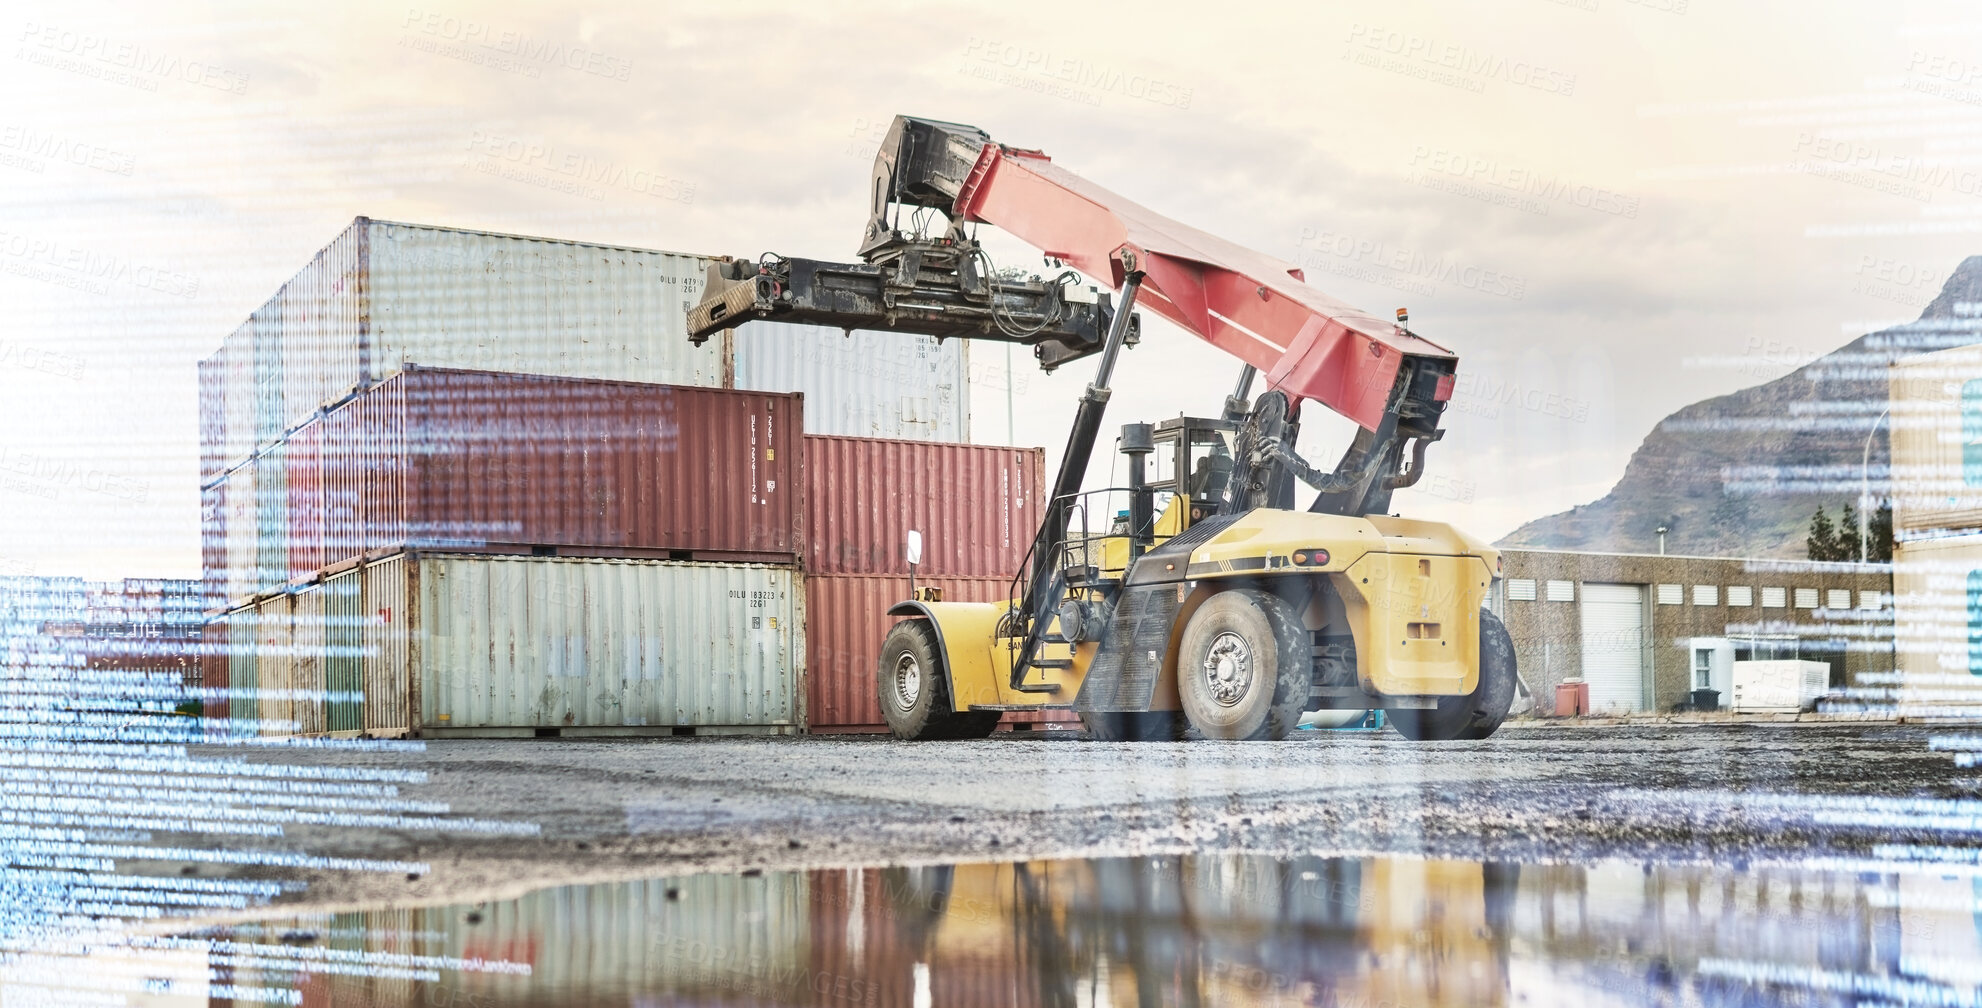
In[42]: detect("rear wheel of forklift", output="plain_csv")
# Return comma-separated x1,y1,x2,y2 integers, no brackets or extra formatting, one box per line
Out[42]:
1389,609,1518,741
1177,588,1311,741
877,620,999,740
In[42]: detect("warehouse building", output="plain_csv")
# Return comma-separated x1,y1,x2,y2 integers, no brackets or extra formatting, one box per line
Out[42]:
1495,549,1893,715
1890,343,1982,716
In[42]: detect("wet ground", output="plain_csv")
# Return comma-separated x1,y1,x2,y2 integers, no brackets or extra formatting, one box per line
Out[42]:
153,721,1978,924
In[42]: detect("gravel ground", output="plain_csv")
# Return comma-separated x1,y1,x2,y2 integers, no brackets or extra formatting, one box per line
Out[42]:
154,721,1976,925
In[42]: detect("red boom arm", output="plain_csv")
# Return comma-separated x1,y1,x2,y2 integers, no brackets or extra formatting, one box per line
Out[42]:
949,144,1455,432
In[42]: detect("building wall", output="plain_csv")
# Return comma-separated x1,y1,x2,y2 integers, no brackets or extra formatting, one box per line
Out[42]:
1496,550,1894,713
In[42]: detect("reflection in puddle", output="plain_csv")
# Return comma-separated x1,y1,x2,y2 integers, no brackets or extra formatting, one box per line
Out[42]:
102,855,1982,1005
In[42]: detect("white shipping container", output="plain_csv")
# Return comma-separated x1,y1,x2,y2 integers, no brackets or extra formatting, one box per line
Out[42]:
1893,533,1982,714
201,220,999,488
1728,660,1828,712
218,218,730,455
381,554,802,733
733,320,970,440
1891,344,1982,532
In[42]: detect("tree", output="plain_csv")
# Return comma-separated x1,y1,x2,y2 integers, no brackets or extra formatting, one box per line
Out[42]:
1806,506,1843,562
1839,502,1860,560
1869,499,1894,563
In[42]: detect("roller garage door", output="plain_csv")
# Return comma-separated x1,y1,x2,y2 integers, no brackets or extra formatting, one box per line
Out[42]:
1580,583,1646,713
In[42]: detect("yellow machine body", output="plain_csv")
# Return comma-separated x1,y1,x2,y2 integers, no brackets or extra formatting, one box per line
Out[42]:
890,507,1498,714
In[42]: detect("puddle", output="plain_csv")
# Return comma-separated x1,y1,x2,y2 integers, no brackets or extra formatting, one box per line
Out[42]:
37,854,1982,1005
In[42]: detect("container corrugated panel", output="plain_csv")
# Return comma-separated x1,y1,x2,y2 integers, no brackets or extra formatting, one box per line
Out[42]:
222,464,257,607
322,387,364,565
287,420,324,583
803,435,1042,577
323,569,362,734
220,321,256,474
277,223,364,435
1894,533,1982,713
291,585,326,736
363,220,725,390
253,449,286,598
324,368,803,562
393,554,801,730
197,353,224,487
226,606,257,727
733,320,970,440
199,482,225,612
1892,345,1982,532
361,554,410,736
255,593,293,737
420,873,807,997
252,293,285,451
805,574,1010,729
200,618,228,722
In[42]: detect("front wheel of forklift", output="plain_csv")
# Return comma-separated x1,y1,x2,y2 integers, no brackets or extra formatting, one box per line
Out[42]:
877,619,998,741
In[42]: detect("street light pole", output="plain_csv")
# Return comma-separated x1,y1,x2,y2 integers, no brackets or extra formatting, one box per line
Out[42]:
1861,406,1891,563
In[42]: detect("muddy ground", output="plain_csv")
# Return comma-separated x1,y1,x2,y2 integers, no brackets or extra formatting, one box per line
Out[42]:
154,721,1977,924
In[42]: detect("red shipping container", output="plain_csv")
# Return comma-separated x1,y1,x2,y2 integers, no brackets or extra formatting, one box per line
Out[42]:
317,366,804,567
200,620,228,721
803,434,1043,577
804,573,1074,732
287,419,324,583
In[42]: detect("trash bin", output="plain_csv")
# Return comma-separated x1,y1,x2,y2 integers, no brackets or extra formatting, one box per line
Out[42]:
1554,679,1589,716
1691,688,1720,712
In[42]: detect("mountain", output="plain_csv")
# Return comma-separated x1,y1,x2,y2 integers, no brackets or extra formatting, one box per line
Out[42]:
1499,257,1982,559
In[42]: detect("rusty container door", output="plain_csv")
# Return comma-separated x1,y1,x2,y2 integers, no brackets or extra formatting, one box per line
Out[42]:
802,435,1042,578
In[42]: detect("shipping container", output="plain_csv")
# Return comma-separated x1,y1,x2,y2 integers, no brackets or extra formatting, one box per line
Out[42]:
226,218,725,443
1893,533,1982,714
218,321,256,478
253,448,286,598
324,554,803,734
338,367,804,564
197,354,224,487
200,619,228,722
199,483,224,612
361,554,412,737
804,574,1011,731
1892,344,1982,532
222,464,257,607
803,435,1042,577
287,419,325,583
322,568,363,734
225,605,257,728
254,592,295,737
733,320,970,440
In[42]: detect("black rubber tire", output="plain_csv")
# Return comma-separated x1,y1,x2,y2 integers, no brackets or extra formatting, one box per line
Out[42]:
1080,710,1190,741
876,620,998,740
1390,609,1519,741
1176,589,1311,741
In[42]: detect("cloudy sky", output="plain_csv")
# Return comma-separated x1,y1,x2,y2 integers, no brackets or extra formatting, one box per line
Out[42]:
3,0,1980,579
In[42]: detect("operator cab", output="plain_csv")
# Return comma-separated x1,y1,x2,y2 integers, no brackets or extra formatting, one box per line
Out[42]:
1143,416,1238,535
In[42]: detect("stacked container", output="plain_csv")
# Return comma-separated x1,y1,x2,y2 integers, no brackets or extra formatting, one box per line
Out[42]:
1890,345,1982,715
198,218,992,738
799,434,1058,732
